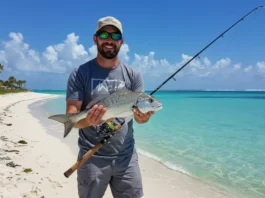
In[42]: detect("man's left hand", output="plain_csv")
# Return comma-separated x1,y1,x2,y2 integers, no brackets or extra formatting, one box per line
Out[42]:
133,108,154,124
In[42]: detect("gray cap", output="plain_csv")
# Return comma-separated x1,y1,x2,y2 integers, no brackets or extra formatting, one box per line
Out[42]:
95,16,123,34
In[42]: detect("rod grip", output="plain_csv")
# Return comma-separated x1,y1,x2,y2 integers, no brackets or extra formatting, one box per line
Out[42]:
64,143,102,178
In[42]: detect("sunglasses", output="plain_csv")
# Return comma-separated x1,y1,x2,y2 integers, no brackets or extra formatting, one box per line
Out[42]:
96,31,122,41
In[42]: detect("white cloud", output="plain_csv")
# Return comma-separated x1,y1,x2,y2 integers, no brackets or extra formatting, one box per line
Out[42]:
0,50,8,69
203,57,211,67
131,52,175,77
257,61,265,74
244,65,252,73
0,32,264,83
233,63,241,70
118,44,130,63
213,58,231,69
88,45,97,59
43,46,58,63
0,32,133,74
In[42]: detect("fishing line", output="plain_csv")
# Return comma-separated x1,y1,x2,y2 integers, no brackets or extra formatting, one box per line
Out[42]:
149,6,264,96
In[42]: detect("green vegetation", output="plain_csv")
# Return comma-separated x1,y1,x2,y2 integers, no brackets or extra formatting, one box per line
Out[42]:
18,140,28,144
23,168,32,173
0,63,29,95
0,89,28,94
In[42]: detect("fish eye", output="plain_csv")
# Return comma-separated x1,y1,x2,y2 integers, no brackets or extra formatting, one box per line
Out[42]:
149,98,153,102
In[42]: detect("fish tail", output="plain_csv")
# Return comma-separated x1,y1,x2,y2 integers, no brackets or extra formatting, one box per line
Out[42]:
48,114,77,138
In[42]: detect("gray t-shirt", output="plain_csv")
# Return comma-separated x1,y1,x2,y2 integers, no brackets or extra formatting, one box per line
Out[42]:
66,58,144,158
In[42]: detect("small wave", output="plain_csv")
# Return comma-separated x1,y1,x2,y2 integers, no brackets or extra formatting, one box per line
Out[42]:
137,148,193,177
203,89,237,91
244,89,265,91
190,96,265,99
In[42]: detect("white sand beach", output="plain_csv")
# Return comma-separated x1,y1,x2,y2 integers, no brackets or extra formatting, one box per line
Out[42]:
0,92,237,198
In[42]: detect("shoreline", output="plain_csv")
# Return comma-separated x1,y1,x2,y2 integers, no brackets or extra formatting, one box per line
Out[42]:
0,92,241,198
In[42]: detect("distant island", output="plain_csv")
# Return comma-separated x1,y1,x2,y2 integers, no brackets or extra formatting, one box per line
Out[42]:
0,63,29,94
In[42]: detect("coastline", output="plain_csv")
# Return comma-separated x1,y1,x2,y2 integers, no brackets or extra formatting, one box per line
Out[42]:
0,92,79,197
0,92,240,198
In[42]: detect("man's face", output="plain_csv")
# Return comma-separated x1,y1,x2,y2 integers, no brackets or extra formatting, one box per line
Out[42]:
93,25,123,59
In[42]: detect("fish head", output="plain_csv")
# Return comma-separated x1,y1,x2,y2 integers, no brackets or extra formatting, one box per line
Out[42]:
135,93,162,113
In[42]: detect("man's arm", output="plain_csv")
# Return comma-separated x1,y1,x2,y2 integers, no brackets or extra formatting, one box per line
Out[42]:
65,67,107,128
65,67,91,128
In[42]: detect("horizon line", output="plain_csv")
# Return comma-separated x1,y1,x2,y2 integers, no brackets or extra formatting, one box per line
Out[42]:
31,89,265,92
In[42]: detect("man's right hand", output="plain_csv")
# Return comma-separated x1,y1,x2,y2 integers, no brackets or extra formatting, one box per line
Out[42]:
67,101,113,129
85,104,107,125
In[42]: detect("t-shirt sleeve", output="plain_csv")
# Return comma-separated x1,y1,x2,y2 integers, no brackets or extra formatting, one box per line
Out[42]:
66,68,85,101
131,70,144,92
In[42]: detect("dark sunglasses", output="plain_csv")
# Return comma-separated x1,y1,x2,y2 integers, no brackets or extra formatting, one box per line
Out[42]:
96,31,122,41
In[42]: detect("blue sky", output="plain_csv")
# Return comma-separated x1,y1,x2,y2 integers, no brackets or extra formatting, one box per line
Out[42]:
0,0,264,90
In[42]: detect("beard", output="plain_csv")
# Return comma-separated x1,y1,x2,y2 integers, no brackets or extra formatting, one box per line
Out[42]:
97,42,121,59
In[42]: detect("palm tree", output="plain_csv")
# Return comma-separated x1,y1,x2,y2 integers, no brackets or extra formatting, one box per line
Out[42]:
8,76,16,89
16,80,23,88
0,64,3,74
3,80,10,87
22,80,27,88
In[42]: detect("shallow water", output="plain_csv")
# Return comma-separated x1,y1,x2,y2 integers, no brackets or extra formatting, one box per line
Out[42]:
35,90,265,198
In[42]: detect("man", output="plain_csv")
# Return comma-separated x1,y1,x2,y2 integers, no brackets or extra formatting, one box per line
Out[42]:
66,16,154,198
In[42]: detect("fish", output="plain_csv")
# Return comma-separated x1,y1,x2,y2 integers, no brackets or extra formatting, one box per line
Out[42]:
48,89,162,138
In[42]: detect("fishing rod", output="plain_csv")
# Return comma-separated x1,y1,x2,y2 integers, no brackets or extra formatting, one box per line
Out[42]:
63,6,263,178
149,5,264,96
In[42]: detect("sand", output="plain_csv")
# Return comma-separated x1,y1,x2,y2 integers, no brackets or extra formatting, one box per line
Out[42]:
0,92,238,198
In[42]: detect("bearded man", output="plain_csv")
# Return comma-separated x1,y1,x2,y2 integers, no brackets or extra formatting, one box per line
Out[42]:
65,16,153,198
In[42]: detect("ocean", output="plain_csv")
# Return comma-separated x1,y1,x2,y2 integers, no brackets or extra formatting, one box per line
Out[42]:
33,90,265,198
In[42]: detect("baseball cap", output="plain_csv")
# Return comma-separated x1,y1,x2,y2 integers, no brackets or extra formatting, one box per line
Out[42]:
96,16,123,34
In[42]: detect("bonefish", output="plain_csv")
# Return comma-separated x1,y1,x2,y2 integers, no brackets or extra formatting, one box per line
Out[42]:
48,89,162,138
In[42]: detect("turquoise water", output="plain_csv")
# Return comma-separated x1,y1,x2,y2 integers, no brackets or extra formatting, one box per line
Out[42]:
34,90,265,198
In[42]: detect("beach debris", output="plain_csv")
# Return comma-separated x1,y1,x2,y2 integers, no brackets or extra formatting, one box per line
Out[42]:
31,185,41,194
6,161,20,168
18,140,27,144
0,136,8,141
4,149,19,153
0,156,11,161
48,89,162,138
23,168,32,173
20,186,43,197
5,123,12,126
45,177,63,188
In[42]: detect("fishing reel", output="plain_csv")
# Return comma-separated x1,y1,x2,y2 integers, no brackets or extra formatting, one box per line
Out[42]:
96,118,125,138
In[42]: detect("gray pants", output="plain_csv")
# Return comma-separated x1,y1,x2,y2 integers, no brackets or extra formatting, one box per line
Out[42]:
77,149,143,198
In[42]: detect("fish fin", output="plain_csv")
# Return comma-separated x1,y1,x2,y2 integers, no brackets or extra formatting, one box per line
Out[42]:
48,114,77,138
63,120,76,138
48,114,72,123
86,94,110,109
